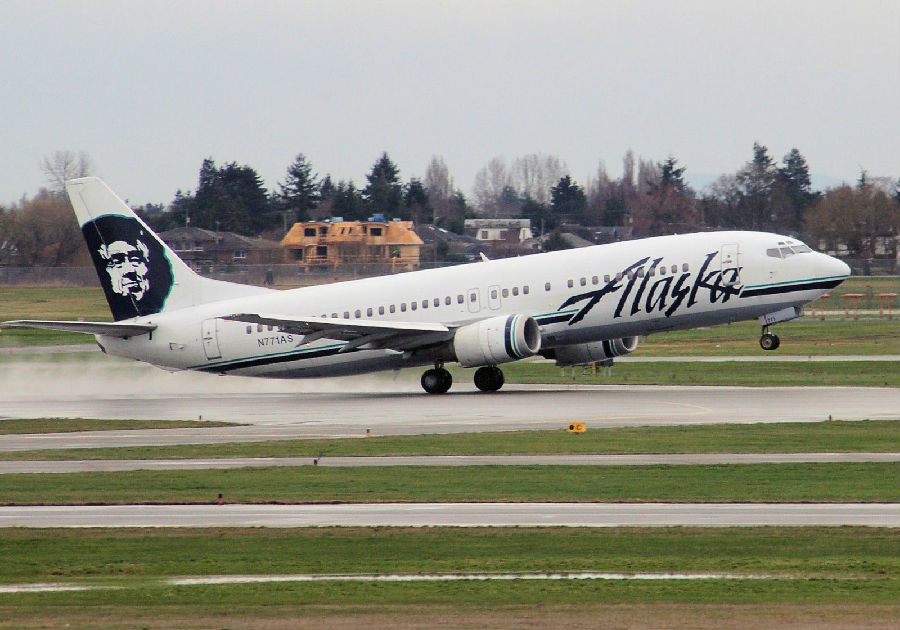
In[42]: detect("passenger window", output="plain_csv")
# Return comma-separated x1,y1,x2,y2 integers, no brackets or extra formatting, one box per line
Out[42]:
378,306,385,315
671,265,677,274
400,303,407,312
637,269,644,278
411,302,417,311
512,287,519,296
445,296,451,305
648,268,655,276
604,274,610,283
257,324,263,332
502,288,509,298
580,277,587,286
389,305,396,313
367,308,373,317
545,282,551,291
682,263,689,272
469,292,477,302
659,266,666,275
491,289,498,299
343,312,350,319
458,295,464,304
592,276,598,285
523,285,529,294
627,271,634,280
246,325,252,334
567,279,574,288
421,300,428,309
354,310,361,318
434,298,440,307
331,312,338,318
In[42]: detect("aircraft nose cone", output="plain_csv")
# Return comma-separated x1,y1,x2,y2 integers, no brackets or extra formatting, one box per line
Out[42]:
820,254,851,280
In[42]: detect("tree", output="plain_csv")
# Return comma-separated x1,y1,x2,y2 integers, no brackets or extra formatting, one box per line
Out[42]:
424,155,454,224
805,180,900,268
542,231,573,251
520,195,556,234
510,154,567,205
472,157,512,217
404,178,431,224
182,158,274,235
734,142,778,230
550,175,588,224
776,148,816,233
0,193,82,265
276,153,320,224
632,156,700,236
363,152,403,217
39,151,93,197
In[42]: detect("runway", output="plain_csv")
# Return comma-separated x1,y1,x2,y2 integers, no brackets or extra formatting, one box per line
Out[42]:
1,452,897,474
1,503,896,528
1,382,896,451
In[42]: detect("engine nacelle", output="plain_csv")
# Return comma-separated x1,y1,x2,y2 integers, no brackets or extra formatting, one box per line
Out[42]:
544,337,639,367
453,314,542,367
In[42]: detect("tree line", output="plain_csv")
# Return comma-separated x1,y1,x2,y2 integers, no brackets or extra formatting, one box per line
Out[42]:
1,146,897,266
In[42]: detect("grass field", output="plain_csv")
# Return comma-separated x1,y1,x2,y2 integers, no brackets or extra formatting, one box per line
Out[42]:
1,420,896,462
0,527,896,629
1,462,895,504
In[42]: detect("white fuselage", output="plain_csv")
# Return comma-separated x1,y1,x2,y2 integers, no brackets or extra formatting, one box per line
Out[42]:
96,231,849,378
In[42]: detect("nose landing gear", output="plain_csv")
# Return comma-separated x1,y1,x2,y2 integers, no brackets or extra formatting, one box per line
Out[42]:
759,325,781,351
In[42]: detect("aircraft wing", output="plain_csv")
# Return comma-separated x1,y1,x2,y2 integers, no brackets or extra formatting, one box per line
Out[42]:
0,320,156,338
223,313,453,352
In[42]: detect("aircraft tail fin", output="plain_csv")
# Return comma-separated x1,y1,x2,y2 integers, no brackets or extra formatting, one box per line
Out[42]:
66,177,270,321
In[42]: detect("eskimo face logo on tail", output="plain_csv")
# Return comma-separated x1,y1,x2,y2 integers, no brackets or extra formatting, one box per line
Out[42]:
83,215,174,321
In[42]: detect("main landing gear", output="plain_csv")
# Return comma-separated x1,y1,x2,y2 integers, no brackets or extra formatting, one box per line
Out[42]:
759,325,781,351
421,362,453,394
420,363,506,394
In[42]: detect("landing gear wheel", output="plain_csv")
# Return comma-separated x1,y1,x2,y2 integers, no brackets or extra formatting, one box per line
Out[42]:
474,366,505,392
759,333,780,351
421,367,452,394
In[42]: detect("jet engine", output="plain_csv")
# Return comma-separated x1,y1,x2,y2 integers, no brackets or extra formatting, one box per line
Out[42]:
542,336,639,366
452,314,542,367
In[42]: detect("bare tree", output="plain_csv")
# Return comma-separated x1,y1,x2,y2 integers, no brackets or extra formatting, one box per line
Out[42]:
472,157,511,216
424,155,454,225
510,153,567,205
2,193,82,265
39,151,93,196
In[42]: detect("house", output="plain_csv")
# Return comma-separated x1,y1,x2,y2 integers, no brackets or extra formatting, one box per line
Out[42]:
463,219,533,243
281,219,424,270
158,227,283,268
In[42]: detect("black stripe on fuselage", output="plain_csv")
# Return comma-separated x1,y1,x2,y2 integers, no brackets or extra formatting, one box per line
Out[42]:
535,314,572,325
197,346,346,374
741,278,844,298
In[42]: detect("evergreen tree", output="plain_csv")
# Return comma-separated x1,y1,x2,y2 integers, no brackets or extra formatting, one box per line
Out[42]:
277,153,320,223
364,152,403,217
550,175,588,224
777,148,816,232
404,178,431,224
191,158,273,234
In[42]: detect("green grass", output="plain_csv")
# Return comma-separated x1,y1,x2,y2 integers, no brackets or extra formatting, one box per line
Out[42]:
0,418,238,435
637,319,899,356
0,286,110,346
0,527,896,628
0,462,895,505
504,359,899,386
1,420,896,462
1,526,894,580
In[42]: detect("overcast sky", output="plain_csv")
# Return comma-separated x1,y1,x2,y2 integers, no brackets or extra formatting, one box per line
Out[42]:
2,0,898,206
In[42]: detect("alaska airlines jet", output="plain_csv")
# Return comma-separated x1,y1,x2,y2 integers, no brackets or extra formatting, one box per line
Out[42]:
2,177,850,393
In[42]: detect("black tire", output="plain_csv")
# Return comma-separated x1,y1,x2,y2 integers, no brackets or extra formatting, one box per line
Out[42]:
759,333,780,351
422,368,452,394
474,366,505,392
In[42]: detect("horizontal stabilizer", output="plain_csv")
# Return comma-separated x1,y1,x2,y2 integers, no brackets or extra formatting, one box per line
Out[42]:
1,320,156,338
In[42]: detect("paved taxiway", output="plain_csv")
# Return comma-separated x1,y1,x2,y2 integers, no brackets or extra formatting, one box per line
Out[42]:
1,503,896,528
2,452,897,474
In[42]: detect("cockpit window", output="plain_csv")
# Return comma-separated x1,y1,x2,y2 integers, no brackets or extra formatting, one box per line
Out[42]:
767,241,813,259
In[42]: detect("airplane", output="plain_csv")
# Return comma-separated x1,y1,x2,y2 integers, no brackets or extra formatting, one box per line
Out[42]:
1,177,851,394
